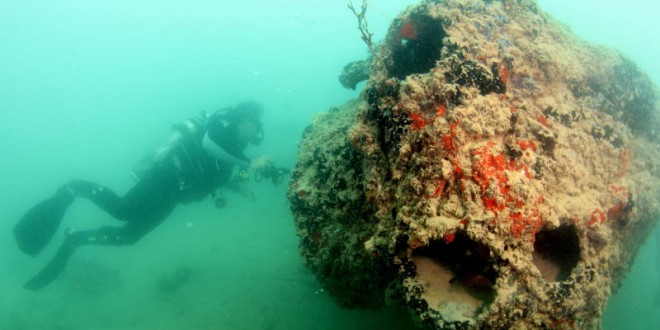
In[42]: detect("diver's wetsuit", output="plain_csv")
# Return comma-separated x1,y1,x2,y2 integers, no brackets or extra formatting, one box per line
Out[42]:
63,120,237,246
19,114,251,290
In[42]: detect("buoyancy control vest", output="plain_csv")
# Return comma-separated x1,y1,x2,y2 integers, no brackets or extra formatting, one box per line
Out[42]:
131,113,211,183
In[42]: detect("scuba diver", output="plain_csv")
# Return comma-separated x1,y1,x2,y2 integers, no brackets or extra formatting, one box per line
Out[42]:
14,100,287,290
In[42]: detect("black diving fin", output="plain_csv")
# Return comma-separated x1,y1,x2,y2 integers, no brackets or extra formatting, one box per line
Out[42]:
23,240,76,290
13,187,74,257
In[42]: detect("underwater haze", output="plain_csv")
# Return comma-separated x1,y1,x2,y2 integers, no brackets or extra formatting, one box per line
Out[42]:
1,0,658,329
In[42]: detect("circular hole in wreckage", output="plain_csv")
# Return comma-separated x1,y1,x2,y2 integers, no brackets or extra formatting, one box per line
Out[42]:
532,224,581,282
410,233,497,324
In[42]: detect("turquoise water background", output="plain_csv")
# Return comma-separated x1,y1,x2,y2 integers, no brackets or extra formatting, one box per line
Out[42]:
1,0,658,329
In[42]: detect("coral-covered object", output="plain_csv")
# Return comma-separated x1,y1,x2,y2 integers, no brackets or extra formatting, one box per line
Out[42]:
289,0,660,329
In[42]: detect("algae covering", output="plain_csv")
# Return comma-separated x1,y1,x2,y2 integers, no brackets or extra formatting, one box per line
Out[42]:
288,0,660,329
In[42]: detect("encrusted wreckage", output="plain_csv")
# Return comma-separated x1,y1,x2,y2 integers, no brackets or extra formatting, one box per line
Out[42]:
289,0,660,328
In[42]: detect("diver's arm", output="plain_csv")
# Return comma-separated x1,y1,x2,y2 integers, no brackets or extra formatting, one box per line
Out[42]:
202,132,250,168
250,155,274,171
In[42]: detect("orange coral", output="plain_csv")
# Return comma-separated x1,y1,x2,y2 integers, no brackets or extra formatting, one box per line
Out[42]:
588,209,606,226
499,63,509,85
436,104,447,117
410,113,427,130
537,115,551,128
400,21,418,40
442,233,456,244
471,142,543,239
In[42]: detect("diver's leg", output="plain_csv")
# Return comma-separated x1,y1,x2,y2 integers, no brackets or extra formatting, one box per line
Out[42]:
14,180,126,257
65,180,133,221
23,176,179,290
14,178,156,257
23,219,166,291
67,222,162,247
67,178,180,222
22,226,124,291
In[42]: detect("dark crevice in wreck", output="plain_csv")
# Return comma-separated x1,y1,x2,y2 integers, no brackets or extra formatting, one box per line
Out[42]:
389,13,446,79
533,225,581,282
412,234,498,305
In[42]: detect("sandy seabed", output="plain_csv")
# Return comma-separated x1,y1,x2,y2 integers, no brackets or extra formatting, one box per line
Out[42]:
1,183,416,330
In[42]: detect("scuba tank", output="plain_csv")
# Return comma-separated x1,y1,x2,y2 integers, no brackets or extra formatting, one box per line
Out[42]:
131,113,210,182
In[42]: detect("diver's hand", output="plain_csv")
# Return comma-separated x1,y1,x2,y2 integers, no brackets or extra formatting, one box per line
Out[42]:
250,155,274,171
